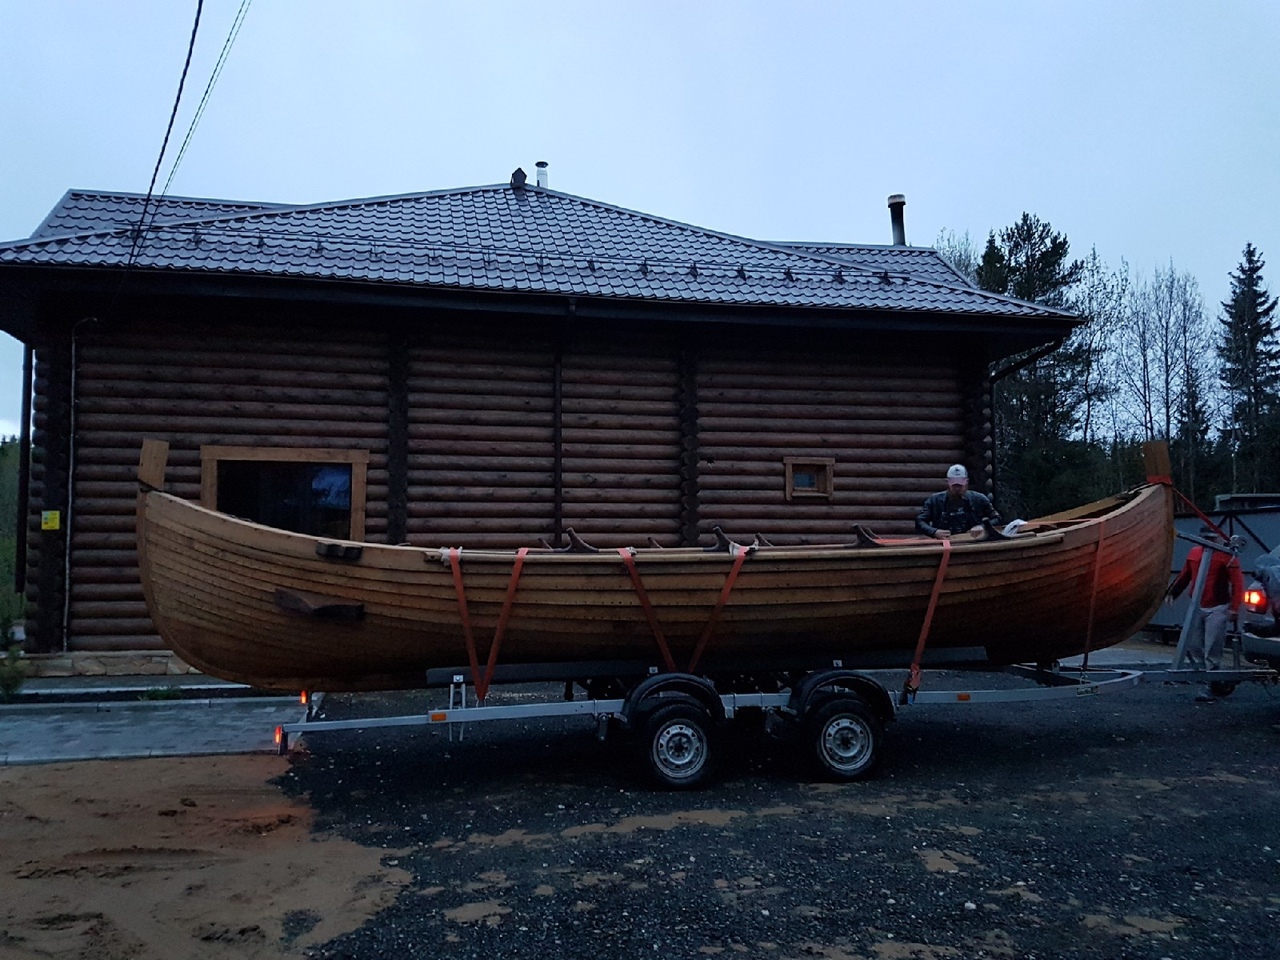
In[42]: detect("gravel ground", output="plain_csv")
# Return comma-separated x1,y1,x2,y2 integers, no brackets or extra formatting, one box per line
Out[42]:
278,674,1280,960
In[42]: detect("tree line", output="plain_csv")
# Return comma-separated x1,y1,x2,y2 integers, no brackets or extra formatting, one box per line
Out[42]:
937,219,1280,519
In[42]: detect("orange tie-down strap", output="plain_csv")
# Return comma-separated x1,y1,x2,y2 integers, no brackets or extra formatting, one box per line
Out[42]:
448,547,529,702
1080,518,1107,671
903,538,951,700
618,544,753,674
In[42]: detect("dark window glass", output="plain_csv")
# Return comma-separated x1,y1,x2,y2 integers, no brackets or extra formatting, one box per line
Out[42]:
217,461,352,538
792,470,819,490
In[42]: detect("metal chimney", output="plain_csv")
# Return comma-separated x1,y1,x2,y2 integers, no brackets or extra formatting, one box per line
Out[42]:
535,161,548,188
887,194,906,246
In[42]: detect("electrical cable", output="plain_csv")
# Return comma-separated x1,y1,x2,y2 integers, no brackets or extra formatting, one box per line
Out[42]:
126,0,205,270
162,0,254,198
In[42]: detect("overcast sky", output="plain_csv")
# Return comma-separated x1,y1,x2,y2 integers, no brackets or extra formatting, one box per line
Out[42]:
2,1,1278,438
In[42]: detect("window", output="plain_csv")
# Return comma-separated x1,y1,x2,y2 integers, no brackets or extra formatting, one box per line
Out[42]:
784,457,835,501
200,446,369,540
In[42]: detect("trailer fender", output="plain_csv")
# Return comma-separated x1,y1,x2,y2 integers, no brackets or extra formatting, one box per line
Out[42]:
621,673,725,730
788,670,896,724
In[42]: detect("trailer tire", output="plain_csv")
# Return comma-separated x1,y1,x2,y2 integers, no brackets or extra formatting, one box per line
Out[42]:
637,700,717,790
807,695,882,782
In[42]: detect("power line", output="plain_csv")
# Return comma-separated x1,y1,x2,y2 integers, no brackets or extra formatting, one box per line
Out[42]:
162,0,254,197
127,0,205,269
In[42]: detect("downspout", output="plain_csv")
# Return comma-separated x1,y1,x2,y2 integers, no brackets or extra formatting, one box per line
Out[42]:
989,338,1064,384
987,337,1064,502
59,317,94,651
14,344,32,596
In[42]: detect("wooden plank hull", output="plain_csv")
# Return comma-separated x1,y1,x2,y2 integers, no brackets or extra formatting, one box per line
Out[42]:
135,474,1174,692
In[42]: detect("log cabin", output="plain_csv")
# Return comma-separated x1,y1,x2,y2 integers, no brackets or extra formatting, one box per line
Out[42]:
0,171,1077,659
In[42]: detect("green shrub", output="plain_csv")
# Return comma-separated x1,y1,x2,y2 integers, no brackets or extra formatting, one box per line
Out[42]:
0,644,28,700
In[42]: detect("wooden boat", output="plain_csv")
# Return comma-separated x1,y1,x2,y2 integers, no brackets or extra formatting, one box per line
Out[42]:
135,440,1174,692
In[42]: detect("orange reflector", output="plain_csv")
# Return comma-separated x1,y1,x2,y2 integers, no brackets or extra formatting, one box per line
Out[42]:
430,711,448,722
956,692,972,702
300,691,309,705
1245,589,1265,608
274,725,283,745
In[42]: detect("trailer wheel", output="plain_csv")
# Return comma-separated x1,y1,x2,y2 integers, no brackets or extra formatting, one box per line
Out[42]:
637,700,716,789
807,695,882,781
1208,679,1238,698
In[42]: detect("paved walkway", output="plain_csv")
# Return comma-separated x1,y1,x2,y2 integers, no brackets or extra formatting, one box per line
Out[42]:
0,679,305,765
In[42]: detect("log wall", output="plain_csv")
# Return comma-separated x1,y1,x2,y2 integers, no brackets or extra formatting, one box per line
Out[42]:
696,346,967,543
65,320,390,651
404,336,556,548
560,342,682,547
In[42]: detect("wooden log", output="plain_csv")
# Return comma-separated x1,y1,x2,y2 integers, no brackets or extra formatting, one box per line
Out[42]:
408,455,556,471
67,635,165,651
81,417,389,439
405,472,556,490
67,617,159,635
697,440,964,458
81,346,386,371
77,379,391,406
406,502,554,519
408,405,555,425
84,431,390,450
701,404,962,422
77,398,390,421
70,601,152,619
407,378,553,399
407,424,555,442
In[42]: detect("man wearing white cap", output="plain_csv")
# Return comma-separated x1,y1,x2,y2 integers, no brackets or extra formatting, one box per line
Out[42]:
915,464,1001,540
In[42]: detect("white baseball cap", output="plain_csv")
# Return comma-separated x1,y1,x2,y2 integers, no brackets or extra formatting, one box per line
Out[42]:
946,464,968,481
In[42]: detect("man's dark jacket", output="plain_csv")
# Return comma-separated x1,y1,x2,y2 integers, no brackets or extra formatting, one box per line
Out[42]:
915,491,1001,537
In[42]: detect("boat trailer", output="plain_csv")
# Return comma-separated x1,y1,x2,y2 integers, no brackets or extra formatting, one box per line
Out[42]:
273,530,1276,789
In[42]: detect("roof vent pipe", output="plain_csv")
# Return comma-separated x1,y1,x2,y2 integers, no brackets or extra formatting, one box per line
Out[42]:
887,194,906,246
536,161,548,188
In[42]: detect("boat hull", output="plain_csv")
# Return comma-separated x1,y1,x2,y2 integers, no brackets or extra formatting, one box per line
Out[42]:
136,479,1174,692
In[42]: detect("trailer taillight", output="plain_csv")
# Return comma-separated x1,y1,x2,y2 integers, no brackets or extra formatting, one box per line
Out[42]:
274,725,283,745
300,691,309,705
1244,588,1267,611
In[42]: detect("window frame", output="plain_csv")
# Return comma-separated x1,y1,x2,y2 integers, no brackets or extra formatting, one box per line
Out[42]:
199,445,370,541
783,456,835,501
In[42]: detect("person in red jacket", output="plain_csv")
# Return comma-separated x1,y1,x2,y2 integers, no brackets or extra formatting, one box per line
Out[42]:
1166,526,1244,700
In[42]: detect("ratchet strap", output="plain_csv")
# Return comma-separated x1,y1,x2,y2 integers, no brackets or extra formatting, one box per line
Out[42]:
447,547,529,702
1080,519,1106,671
619,545,753,673
618,548,677,672
902,538,951,702
687,543,753,674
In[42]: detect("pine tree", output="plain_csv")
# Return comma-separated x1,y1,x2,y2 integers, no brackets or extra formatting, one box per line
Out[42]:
977,214,1086,516
1217,244,1280,492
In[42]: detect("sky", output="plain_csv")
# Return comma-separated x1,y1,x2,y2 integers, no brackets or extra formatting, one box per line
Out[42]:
2,0,1278,438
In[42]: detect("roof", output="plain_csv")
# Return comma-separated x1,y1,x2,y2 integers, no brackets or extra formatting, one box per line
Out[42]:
29,190,284,240
773,241,977,287
0,183,1074,322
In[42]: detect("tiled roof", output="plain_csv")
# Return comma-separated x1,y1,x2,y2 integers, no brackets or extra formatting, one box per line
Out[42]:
775,242,976,287
1,184,1073,321
29,190,283,240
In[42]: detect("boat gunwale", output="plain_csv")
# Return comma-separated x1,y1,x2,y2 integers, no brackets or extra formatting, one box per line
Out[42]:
135,484,1173,566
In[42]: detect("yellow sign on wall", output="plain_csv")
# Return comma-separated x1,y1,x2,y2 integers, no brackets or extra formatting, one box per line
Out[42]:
41,510,61,531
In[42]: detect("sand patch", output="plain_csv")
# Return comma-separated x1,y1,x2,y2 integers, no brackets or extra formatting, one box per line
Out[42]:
872,942,961,959
1081,913,1183,935
0,756,409,959
916,849,981,873
442,900,510,925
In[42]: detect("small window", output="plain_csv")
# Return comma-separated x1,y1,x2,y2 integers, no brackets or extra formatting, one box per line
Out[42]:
201,446,369,540
784,457,835,501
